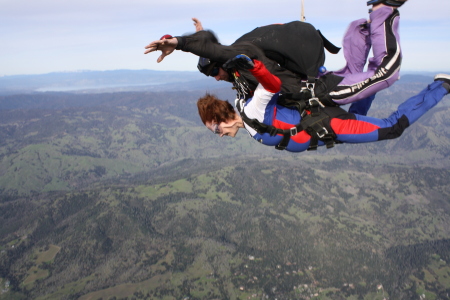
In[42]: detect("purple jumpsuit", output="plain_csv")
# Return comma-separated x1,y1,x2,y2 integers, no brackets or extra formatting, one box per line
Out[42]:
329,6,402,106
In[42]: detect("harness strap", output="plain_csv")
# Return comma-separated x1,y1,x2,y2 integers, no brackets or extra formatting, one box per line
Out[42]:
279,81,327,118
237,99,301,151
278,90,311,112
299,111,337,150
237,68,348,150
317,30,341,54
242,113,304,138
238,98,338,151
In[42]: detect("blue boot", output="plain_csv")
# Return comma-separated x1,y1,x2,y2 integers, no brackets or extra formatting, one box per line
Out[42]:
435,74,450,93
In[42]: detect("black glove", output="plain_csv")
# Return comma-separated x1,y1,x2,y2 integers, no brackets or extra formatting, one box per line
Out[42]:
223,54,254,70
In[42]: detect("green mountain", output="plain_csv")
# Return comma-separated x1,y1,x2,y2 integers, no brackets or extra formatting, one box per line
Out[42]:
0,83,449,196
1,76,450,299
1,157,450,299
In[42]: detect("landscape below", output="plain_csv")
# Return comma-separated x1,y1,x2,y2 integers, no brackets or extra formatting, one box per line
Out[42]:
1,71,450,299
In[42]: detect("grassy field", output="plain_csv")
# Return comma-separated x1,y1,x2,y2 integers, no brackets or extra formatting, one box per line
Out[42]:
23,245,61,287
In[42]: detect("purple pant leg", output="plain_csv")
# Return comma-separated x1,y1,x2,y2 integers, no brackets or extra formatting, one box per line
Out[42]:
367,6,401,73
330,6,401,105
333,18,371,76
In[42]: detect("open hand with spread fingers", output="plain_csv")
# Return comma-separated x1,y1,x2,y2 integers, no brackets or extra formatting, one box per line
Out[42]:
144,35,178,63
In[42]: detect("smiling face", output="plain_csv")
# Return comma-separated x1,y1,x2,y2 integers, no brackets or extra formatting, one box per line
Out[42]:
205,118,242,138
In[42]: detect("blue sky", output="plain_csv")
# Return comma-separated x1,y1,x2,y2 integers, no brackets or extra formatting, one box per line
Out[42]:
1,0,449,76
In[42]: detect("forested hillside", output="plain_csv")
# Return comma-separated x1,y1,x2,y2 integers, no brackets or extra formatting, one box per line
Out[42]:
1,73,450,299
2,157,450,299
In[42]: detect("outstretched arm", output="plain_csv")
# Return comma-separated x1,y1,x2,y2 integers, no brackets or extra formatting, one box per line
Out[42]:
143,17,202,63
145,20,261,67
143,28,220,63
144,36,178,63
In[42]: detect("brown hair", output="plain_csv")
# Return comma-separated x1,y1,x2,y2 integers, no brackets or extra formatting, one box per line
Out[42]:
197,93,236,125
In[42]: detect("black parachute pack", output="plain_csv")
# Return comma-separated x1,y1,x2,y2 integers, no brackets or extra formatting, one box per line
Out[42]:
189,20,343,102
234,21,340,79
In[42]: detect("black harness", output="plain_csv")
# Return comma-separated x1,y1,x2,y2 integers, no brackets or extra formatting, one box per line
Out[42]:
234,76,345,151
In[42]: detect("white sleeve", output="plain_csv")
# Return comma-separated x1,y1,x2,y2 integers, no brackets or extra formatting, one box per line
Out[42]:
242,84,276,136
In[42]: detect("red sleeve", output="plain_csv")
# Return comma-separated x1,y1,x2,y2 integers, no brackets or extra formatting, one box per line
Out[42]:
249,59,281,93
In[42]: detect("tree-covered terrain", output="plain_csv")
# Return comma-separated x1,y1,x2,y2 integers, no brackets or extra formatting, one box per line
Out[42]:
1,74,450,299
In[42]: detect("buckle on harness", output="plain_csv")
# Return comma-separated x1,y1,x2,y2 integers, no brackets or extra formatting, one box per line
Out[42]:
306,77,316,98
289,127,298,136
317,127,328,139
308,97,325,108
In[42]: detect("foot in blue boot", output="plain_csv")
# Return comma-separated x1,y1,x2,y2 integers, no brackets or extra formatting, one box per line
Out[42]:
435,74,450,93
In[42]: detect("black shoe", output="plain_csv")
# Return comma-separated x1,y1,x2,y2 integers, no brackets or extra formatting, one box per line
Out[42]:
435,74,450,93
367,0,407,7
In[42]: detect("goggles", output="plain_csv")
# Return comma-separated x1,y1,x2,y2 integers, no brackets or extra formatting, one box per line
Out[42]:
198,57,220,77
210,66,219,77
212,123,221,134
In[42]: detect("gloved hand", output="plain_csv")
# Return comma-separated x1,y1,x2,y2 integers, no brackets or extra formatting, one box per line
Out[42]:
223,54,254,70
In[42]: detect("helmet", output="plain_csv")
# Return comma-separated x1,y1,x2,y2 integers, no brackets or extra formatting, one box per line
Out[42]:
197,57,220,77
367,0,407,7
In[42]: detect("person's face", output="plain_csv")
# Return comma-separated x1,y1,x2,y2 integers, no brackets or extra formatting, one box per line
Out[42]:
213,68,229,81
205,119,240,138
